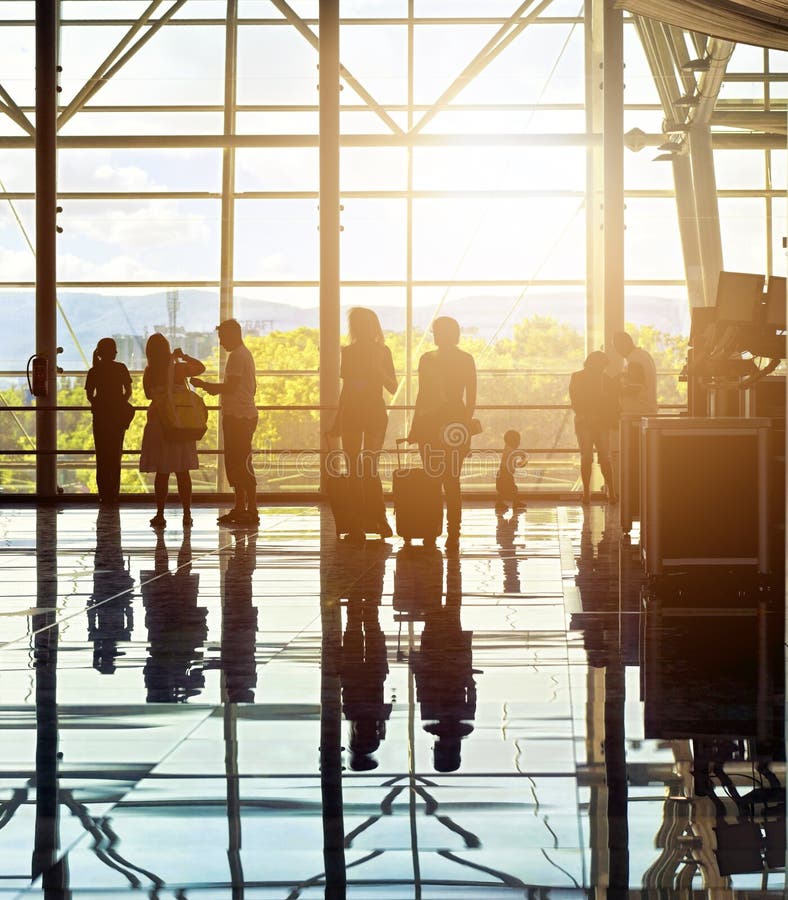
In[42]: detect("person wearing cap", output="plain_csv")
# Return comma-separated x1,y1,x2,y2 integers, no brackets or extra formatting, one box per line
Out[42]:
568,350,620,505
191,319,259,526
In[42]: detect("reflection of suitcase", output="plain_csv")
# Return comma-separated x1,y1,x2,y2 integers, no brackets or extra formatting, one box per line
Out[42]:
392,440,443,543
325,473,379,538
393,543,443,618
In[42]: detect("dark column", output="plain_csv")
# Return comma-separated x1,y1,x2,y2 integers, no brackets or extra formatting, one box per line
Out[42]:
319,505,346,897
35,1,59,498
31,509,65,893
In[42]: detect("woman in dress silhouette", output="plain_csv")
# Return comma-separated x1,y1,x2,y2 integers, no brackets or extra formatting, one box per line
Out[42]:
139,333,205,528
84,337,132,504
409,317,477,553
336,307,397,543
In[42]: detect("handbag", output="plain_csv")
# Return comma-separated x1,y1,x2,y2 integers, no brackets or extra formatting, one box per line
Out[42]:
157,362,208,442
120,400,136,430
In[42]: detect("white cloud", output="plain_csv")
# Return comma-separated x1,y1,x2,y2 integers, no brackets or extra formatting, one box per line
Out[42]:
66,201,211,248
57,251,172,283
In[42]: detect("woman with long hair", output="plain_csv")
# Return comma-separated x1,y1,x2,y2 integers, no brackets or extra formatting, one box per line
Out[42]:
84,337,132,504
139,332,205,528
409,317,477,553
336,307,397,543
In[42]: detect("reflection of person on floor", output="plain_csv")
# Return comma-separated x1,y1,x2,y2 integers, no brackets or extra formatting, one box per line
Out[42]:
570,508,618,668
495,509,522,595
569,351,619,505
411,557,477,772
88,506,134,674
141,530,208,702
340,599,391,771
338,540,392,770
221,529,259,703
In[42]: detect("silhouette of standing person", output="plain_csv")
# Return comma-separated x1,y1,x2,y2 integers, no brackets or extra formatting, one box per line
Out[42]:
569,350,619,505
192,319,259,527
332,307,397,544
409,317,477,553
139,333,205,528
84,337,132,504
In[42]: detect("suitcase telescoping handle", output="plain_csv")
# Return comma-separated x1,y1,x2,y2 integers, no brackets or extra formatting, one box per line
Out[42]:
396,437,410,471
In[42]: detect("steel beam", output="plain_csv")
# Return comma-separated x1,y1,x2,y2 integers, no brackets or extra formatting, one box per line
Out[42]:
0,83,35,135
585,0,605,353
218,0,239,495
35,0,58,499
319,0,341,493
603,0,624,347
411,0,547,134
0,132,601,148
271,0,403,135
57,0,188,130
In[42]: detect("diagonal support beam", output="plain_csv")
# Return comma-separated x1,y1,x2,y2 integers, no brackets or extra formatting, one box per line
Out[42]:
411,0,554,135
0,83,34,135
270,0,403,135
57,0,187,130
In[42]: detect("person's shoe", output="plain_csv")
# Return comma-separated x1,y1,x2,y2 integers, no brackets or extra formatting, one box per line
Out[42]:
217,510,245,526
606,493,619,505
149,514,166,529
494,501,507,515
245,509,261,525
234,511,260,527
444,534,460,554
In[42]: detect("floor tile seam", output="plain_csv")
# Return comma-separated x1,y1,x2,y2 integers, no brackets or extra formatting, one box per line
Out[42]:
0,511,307,654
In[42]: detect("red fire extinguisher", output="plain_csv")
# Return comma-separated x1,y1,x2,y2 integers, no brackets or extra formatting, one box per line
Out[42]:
26,348,63,398
27,354,48,398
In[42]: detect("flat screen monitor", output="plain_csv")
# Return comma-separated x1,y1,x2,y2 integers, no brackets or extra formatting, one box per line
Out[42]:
714,271,765,323
764,276,786,328
689,305,717,346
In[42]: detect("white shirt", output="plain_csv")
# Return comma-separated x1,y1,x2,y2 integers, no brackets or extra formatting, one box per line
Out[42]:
622,346,658,415
222,343,258,419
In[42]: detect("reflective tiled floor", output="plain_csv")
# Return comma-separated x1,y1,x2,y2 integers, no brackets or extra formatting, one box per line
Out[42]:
0,503,784,897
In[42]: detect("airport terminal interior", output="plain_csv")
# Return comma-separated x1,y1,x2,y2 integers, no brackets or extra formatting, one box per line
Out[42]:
0,1,786,897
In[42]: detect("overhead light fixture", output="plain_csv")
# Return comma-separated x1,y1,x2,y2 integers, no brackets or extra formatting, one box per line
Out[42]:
675,92,700,107
682,57,710,72
653,153,676,162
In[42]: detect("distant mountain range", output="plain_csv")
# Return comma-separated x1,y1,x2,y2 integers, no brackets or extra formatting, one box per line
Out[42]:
1,289,690,370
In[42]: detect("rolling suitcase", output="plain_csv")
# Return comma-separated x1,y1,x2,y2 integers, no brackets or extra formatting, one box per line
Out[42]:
392,439,443,543
325,472,381,538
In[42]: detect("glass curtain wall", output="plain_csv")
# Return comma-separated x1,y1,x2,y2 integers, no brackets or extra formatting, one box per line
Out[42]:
0,1,781,494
